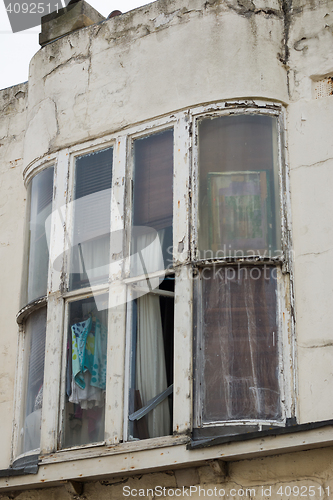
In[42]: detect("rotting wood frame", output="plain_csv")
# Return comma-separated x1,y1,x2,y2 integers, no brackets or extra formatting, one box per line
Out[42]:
12,99,295,468
190,101,296,436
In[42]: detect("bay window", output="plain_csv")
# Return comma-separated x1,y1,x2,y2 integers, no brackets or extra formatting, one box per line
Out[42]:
132,129,174,271
70,148,113,290
19,306,47,455
21,165,54,307
192,110,291,438
196,114,281,259
126,276,175,441
194,265,281,431
15,102,293,463
62,293,109,448
62,146,113,448
18,165,54,455
126,129,174,441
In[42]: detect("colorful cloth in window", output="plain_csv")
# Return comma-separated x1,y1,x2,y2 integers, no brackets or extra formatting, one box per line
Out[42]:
70,371,104,408
71,316,107,391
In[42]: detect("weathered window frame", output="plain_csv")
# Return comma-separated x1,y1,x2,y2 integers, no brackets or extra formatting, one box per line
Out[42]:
13,101,295,468
190,102,296,435
13,159,56,461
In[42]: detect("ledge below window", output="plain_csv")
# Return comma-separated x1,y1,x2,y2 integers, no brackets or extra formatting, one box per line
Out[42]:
2,425,333,491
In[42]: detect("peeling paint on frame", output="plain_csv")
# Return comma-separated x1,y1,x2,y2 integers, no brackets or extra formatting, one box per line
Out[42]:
11,101,296,482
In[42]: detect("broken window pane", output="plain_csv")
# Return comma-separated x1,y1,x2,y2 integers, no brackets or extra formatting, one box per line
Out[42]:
70,148,113,290
63,294,108,448
132,130,173,275
19,306,47,454
198,114,281,259
128,277,174,440
194,266,281,424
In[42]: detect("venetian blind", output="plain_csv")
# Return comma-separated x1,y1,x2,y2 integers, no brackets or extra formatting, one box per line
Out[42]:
71,148,113,289
133,129,173,231
25,307,47,416
74,148,113,242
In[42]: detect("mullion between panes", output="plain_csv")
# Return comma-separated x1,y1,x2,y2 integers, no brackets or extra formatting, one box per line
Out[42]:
47,150,69,295
173,265,193,435
277,111,289,264
63,150,77,292
173,113,191,265
173,116,193,435
123,135,134,279
193,270,203,429
55,150,76,451
122,287,134,443
40,293,64,454
105,136,127,445
41,152,67,454
191,114,199,262
276,268,287,422
109,136,126,282
277,269,294,421
57,297,71,450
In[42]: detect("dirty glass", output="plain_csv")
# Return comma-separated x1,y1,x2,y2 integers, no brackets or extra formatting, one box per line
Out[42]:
195,265,281,423
70,148,113,290
127,276,174,440
63,294,108,448
19,306,47,454
21,167,54,306
197,114,281,259
132,129,173,276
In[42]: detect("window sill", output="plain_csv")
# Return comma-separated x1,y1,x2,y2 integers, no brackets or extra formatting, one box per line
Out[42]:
2,425,333,491
40,435,189,465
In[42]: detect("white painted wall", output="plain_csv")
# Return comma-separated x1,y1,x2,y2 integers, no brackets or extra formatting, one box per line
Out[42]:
0,83,27,469
286,0,333,422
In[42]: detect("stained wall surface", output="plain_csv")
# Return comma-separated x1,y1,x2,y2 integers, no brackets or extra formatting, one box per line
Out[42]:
0,83,28,469
286,0,333,422
23,0,287,166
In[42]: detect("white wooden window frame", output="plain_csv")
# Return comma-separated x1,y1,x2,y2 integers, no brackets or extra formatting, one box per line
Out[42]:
13,100,295,466
190,101,296,431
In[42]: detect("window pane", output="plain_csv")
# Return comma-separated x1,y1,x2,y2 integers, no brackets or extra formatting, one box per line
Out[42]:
198,115,281,259
194,266,281,423
128,277,174,440
132,130,173,275
19,307,47,454
63,294,108,448
22,167,54,306
70,148,113,290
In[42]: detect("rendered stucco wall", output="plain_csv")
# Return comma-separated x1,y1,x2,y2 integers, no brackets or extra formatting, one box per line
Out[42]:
23,0,287,166
286,0,333,422
0,83,27,469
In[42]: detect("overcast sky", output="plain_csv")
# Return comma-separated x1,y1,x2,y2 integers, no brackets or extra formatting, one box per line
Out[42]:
0,0,148,90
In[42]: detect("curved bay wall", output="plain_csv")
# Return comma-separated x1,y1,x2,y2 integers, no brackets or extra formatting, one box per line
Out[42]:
24,0,287,166
0,82,28,469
